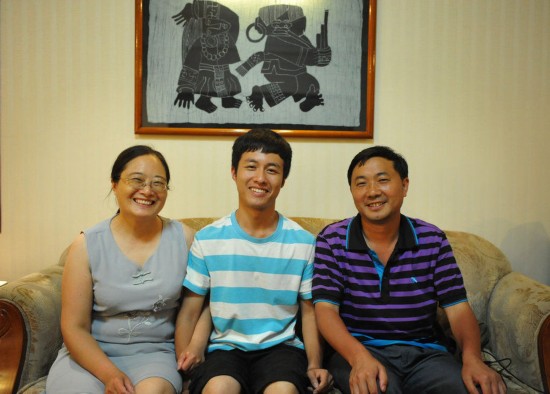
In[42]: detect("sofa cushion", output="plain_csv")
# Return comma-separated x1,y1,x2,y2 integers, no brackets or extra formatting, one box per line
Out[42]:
18,376,46,394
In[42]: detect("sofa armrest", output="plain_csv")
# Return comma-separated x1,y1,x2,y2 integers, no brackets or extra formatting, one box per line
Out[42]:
538,311,550,394
0,299,26,393
0,264,64,392
487,271,550,392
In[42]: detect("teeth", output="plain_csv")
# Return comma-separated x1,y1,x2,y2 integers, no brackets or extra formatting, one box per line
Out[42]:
368,202,384,207
135,199,153,205
251,187,267,193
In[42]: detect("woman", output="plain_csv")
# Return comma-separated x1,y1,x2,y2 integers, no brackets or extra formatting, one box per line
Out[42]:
46,145,205,394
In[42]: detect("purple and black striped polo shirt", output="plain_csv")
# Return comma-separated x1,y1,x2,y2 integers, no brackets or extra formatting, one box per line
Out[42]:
312,214,467,350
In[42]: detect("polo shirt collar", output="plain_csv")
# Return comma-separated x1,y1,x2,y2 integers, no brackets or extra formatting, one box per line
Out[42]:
346,213,418,252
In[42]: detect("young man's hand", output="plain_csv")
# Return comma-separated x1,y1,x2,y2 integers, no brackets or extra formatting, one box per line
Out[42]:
306,367,333,393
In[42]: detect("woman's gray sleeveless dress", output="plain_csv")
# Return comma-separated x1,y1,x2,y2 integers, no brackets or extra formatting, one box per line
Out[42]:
46,216,187,393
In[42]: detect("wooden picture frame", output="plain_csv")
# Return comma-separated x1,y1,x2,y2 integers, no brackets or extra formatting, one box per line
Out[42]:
135,0,376,138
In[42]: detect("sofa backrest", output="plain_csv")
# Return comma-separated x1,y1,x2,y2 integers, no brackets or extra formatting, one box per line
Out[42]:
445,230,512,325
180,217,336,235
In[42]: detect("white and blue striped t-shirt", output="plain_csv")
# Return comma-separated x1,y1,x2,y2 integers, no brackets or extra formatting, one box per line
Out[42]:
183,211,315,352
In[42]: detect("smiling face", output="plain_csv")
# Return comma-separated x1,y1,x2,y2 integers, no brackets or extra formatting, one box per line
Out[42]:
231,150,285,213
350,157,409,225
112,154,168,218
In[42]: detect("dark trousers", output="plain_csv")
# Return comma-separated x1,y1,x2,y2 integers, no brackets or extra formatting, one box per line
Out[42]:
328,345,469,394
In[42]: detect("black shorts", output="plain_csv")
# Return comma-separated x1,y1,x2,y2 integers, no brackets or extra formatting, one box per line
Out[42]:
188,344,309,394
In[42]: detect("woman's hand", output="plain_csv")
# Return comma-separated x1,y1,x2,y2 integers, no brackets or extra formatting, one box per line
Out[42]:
103,370,135,394
177,346,205,372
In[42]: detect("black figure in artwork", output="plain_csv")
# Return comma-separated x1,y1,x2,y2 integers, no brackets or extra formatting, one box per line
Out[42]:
236,5,331,113
173,0,242,113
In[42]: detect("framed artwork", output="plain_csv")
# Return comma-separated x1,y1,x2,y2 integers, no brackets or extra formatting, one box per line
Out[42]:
135,0,376,138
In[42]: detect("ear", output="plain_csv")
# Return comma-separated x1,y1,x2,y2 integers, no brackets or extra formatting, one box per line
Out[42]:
402,177,409,197
281,178,286,188
231,167,237,181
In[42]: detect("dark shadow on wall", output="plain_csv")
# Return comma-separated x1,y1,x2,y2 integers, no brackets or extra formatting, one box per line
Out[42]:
501,222,550,286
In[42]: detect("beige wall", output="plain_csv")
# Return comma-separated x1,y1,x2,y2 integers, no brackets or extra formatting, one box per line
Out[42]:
1,0,549,285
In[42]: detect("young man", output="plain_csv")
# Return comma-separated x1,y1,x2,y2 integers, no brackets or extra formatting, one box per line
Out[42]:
312,146,506,394
175,129,332,394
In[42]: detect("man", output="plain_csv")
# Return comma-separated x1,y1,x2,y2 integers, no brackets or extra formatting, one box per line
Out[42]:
175,129,332,394
312,146,506,394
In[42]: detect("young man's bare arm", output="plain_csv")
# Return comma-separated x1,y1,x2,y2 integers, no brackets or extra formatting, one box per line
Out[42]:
300,299,334,393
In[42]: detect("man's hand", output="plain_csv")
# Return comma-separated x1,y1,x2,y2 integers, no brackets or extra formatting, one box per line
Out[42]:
306,367,334,393
462,355,506,394
349,352,388,394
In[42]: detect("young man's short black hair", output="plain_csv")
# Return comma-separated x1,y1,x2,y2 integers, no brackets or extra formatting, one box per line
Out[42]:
232,128,293,180
347,146,408,185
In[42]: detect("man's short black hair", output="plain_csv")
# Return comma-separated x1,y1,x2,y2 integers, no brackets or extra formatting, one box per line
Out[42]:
347,146,408,185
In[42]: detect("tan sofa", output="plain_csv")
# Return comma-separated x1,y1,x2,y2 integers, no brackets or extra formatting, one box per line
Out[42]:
1,217,549,394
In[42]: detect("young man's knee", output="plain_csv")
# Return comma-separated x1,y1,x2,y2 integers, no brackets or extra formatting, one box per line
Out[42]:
202,375,241,394
263,380,300,394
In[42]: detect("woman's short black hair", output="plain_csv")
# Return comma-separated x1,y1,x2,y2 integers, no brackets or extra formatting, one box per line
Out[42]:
111,145,170,184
